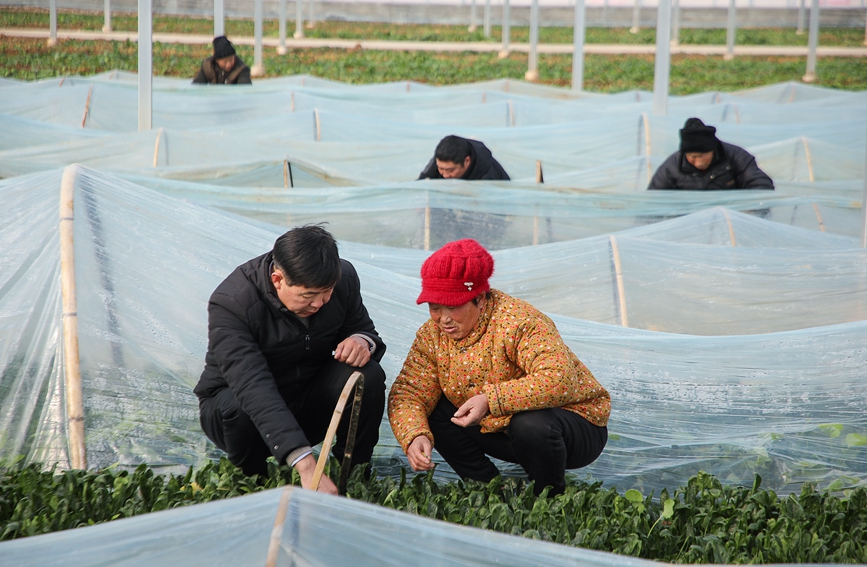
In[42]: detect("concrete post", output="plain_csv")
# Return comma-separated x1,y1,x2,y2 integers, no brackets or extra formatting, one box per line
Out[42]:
49,0,57,46
138,0,152,131
103,0,112,32
295,0,304,38
252,0,265,76
306,0,314,29
525,0,540,81
630,0,640,33
484,0,491,37
469,0,478,32
214,0,224,37
653,0,672,116
278,0,287,54
572,0,585,91
671,0,680,46
802,0,819,82
796,0,806,34
499,0,511,58
725,0,736,61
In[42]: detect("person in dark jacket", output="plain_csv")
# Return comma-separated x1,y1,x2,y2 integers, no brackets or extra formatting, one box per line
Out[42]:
192,36,252,85
418,135,510,181
648,118,774,190
194,225,386,494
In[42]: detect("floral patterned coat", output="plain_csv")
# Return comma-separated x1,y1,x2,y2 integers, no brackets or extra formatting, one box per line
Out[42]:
388,290,611,452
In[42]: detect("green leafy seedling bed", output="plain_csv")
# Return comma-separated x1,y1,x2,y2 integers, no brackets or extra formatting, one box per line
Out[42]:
2,458,866,563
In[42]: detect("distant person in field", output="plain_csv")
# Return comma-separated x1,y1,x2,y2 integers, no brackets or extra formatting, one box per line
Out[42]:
192,36,252,85
648,118,774,190
419,135,510,181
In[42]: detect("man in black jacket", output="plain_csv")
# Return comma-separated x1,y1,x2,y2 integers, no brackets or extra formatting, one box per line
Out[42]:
192,36,252,85
648,118,774,190
418,135,510,181
194,226,386,494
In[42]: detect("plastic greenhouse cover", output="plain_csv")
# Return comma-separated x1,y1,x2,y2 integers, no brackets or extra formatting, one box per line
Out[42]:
0,75,865,500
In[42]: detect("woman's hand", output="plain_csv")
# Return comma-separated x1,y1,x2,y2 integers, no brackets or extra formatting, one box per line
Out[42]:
407,435,435,471
451,394,489,427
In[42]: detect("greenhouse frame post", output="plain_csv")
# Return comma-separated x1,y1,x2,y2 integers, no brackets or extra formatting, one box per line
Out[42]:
307,0,315,29
861,127,867,247
671,0,680,45
295,0,304,38
572,0,586,92
277,0,287,54
499,0,511,58
214,0,224,37
652,0,672,116
60,165,87,471
138,0,152,131
103,0,112,32
725,0,736,61
802,0,819,82
49,0,57,46
796,0,806,34
484,0,492,37
252,0,265,77
525,0,540,81
630,0,640,33
469,0,478,32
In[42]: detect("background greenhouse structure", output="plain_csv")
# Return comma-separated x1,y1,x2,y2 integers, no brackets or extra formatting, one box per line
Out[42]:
0,73,866,564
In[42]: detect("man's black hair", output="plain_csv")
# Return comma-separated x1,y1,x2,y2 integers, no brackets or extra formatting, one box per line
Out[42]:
273,224,341,289
434,135,472,165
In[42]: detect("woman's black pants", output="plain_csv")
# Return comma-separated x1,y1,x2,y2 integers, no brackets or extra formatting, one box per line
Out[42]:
428,396,607,496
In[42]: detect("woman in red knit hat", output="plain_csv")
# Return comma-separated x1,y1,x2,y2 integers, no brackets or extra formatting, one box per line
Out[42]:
388,239,610,496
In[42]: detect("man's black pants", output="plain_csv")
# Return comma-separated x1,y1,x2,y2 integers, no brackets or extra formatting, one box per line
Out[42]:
428,397,607,496
199,358,385,478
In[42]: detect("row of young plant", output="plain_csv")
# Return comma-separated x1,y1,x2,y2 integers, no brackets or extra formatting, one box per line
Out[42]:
2,457,865,563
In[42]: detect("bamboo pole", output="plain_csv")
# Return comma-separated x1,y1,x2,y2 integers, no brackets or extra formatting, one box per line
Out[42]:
861,126,867,248
314,109,321,142
284,160,289,188
424,192,431,251
535,160,544,183
801,137,815,182
60,165,87,471
310,372,363,491
138,0,153,131
608,235,629,327
499,0,511,58
641,113,652,180
812,203,825,232
721,208,737,246
507,100,515,126
153,127,163,167
81,85,93,128
265,486,296,567
533,216,539,246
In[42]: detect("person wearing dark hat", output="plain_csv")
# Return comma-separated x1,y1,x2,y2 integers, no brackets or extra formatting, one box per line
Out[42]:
418,135,510,181
648,118,774,190
192,36,252,85
388,239,610,496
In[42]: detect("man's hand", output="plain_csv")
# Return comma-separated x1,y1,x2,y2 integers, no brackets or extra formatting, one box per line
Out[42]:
406,435,435,471
451,394,489,427
334,336,371,367
293,454,338,495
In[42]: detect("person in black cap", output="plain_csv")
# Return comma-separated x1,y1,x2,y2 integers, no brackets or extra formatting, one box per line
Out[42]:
648,118,773,190
418,135,510,181
193,36,252,85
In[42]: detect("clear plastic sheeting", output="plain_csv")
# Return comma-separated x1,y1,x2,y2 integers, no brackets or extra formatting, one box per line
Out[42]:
0,74,865,497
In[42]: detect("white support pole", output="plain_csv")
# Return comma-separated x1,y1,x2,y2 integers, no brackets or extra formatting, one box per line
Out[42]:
138,0,152,131
652,0,672,116
278,0,287,54
295,0,304,38
671,0,680,46
499,0,511,58
49,0,57,46
525,0,540,81
802,0,819,82
103,0,112,33
725,0,736,61
572,0,585,92
860,126,867,247
252,0,265,77
306,0,315,29
484,0,491,37
864,8,867,46
630,0,641,33
796,0,806,34
214,0,224,37
469,0,478,32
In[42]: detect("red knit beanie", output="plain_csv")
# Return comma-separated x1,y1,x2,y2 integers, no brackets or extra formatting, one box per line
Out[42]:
417,239,494,306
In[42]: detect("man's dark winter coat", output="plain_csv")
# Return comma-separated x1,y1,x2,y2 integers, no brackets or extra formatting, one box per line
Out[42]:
648,141,774,190
194,252,385,464
418,138,510,181
192,55,252,85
